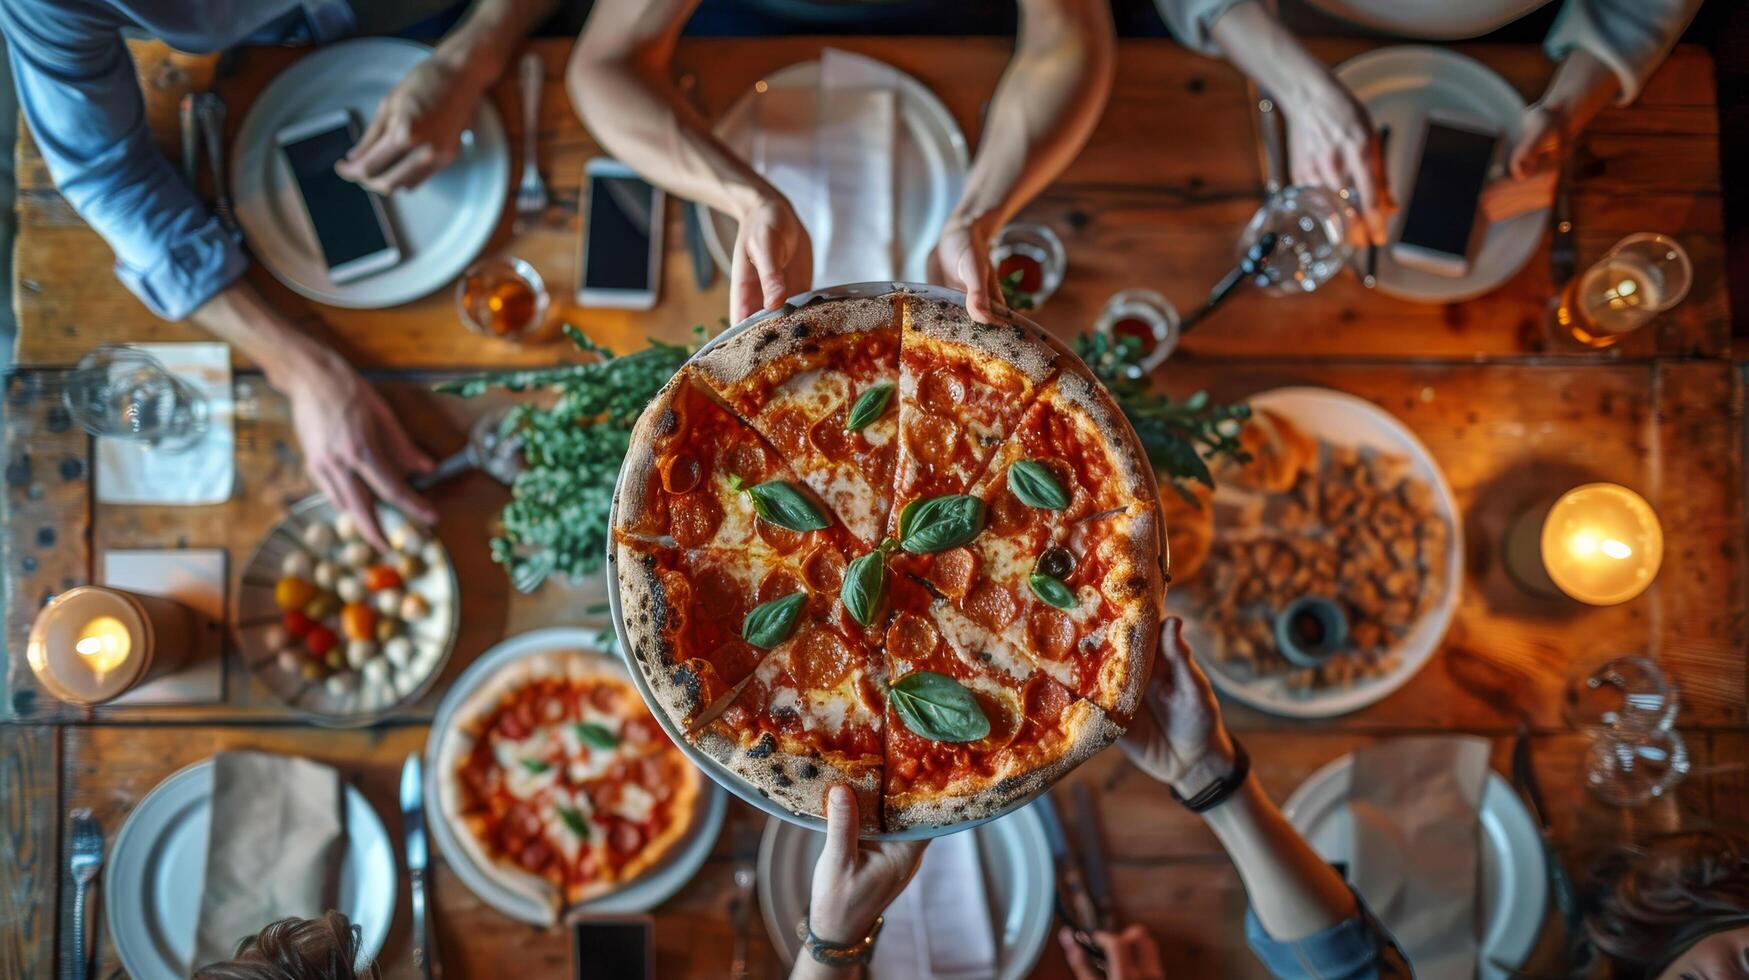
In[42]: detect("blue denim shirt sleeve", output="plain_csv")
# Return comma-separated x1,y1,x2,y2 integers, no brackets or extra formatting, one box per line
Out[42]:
1244,887,1414,980
0,0,247,321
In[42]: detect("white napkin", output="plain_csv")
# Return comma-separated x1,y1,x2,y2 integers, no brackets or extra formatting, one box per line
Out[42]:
1348,736,1490,980
749,48,897,288
95,342,235,505
870,829,998,980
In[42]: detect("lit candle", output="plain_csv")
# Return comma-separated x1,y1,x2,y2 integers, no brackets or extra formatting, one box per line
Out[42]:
27,585,194,706
1540,483,1663,605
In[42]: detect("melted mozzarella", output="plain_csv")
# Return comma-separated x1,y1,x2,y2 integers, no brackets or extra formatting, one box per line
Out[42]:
933,605,1033,682
612,784,658,823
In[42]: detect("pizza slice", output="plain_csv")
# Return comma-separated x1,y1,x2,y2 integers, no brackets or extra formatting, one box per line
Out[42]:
879,574,1118,831
692,295,902,543
887,294,1058,536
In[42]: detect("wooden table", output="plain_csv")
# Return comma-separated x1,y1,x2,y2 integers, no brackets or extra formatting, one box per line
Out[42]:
3,36,1743,980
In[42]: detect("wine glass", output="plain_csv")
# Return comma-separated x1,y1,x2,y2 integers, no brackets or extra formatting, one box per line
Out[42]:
1556,233,1692,349
1563,655,1690,806
63,345,209,453
1094,289,1180,377
990,222,1066,310
1237,186,1356,295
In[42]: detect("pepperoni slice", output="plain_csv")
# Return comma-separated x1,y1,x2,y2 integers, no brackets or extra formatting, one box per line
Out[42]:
1028,606,1078,661
809,409,855,462
903,412,962,470
920,369,968,412
659,452,704,494
968,688,1021,753
1023,674,1074,722
929,547,978,599
589,683,621,711
755,517,806,556
792,628,854,690
709,640,760,683
518,838,554,872
765,408,810,457
757,568,808,606
884,612,941,663
964,581,1018,633
722,441,773,485
696,566,747,621
988,490,1038,536
802,546,847,593
609,822,644,855
669,491,723,548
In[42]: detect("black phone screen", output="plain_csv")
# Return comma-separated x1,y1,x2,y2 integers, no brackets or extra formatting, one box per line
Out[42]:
573,920,651,979
281,124,390,269
1398,121,1498,259
584,175,656,291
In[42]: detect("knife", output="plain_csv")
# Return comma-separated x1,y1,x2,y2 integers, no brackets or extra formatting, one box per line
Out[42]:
1035,794,1105,967
1069,784,1117,931
401,753,440,980
1510,728,1580,951
677,74,718,291
179,93,201,186
1549,163,1577,290
196,93,240,242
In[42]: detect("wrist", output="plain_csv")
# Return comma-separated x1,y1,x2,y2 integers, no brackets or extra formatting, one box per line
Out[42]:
1168,732,1239,799
806,910,877,946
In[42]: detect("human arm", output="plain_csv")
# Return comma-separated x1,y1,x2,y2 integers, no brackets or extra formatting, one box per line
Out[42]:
933,0,1114,323
338,0,560,192
788,785,927,980
567,0,809,323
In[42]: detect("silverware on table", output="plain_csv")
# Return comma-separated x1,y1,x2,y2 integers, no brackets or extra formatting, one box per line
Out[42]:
1036,793,1106,973
401,753,440,980
515,51,550,228
1510,727,1584,963
678,74,717,290
1549,164,1576,290
179,93,201,186
1361,125,1391,290
195,94,240,241
69,807,105,980
727,817,758,980
1068,784,1116,931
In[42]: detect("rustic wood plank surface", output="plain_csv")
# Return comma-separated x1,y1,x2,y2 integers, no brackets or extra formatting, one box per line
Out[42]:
10,38,1728,367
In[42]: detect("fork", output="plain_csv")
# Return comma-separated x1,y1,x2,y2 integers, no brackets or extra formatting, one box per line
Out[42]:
515,51,549,227
69,808,105,980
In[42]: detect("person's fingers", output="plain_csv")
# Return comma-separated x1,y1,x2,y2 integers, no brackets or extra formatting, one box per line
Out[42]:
1058,928,1100,980
341,121,411,184
729,235,763,325
959,248,996,324
372,400,435,474
1127,926,1164,980
1342,144,1387,246
1095,931,1130,978
340,109,389,174
364,144,439,194
752,226,792,311
321,463,389,551
821,783,859,868
353,450,437,528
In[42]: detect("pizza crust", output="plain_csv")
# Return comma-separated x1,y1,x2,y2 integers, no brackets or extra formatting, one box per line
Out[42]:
693,728,882,833
613,370,690,539
693,295,900,389
1050,370,1158,508
901,294,1058,387
1086,504,1163,723
614,540,715,726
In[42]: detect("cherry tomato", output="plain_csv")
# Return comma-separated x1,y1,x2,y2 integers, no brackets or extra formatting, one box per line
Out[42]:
339,602,377,641
305,626,338,658
274,576,318,611
281,610,315,639
362,565,403,592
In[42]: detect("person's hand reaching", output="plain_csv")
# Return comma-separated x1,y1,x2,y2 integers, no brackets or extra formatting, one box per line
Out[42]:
1059,925,1165,980
1119,616,1238,797
730,195,812,325
930,214,1005,324
1507,102,1569,180
1285,76,1393,245
337,53,486,194
282,353,435,551
805,784,927,946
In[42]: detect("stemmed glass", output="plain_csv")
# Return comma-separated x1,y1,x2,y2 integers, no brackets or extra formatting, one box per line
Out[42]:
1237,186,1356,295
1563,655,1690,806
63,345,209,453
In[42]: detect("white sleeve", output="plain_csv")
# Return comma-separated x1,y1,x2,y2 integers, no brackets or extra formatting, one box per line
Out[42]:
1544,0,1702,105
1152,0,1255,56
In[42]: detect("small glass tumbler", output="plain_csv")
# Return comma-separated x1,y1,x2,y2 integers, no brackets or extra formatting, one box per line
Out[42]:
1094,289,1181,377
990,222,1066,311
63,345,209,453
1557,233,1692,348
457,257,552,343
1238,186,1356,295
1563,654,1690,807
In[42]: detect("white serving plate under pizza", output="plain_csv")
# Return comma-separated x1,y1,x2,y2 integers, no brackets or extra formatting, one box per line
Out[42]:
1171,387,1463,718
424,627,727,926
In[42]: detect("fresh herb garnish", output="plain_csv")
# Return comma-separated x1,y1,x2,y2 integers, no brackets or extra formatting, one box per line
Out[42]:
845,383,894,432
743,592,807,649
899,495,985,554
890,672,991,742
998,268,1035,312
841,538,897,626
556,805,589,837
740,480,830,532
574,722,618,749
1008,460,1070,510
518,758,550,774
1028,573,1078,610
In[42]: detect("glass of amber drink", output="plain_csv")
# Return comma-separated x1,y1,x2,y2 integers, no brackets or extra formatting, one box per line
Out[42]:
456,256,552,343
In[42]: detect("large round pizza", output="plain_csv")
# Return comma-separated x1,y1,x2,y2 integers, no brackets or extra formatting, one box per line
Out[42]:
612,288,1164,834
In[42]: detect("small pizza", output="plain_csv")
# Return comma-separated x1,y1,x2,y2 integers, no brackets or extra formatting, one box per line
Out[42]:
436,651,701,920
693,295,902,544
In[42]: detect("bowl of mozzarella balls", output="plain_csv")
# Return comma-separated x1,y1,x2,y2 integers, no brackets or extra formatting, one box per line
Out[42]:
236,495,459,726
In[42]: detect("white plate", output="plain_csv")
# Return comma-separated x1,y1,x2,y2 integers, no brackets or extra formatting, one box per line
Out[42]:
1170,386,1463,717
424,627,727,925
1283,755,1547,980
107,757,395,978
697,59,969,284
231,38,509,308
758,805,1055,978
1335,45,1546,304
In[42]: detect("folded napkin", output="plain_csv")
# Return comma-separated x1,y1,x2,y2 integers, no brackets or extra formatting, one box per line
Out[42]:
750,48,897,289
191,752,344,971
95,341,235,505
870,828,998,980
1348,736,1490,980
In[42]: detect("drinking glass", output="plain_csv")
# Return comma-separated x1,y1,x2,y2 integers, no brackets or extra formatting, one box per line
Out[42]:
63,345,209,453
1237,186,1356,295
457,256,551,343
1563,655,1690,806
1556,234,1692,348
1094,289,1180,377
990,222,1066,311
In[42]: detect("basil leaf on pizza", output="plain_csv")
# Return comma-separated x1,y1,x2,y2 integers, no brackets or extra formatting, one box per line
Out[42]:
899,495,986,554
556,805,590,838
743,592,807,648
846,383,894,432
890,671,991,743
744,480,830,532
574,722,618,749
518,758,550,774
841,547,889,627
1028,573,1078,610
1008,460,1070,510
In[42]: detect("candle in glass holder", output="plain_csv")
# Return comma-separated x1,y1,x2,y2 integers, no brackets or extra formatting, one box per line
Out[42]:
1539,483,1663,605
26,585,194,705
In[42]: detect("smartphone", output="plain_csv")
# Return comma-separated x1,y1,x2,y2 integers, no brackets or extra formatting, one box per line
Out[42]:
1390,111,1500,278
571,914,653,980
578,158,664,309
276,110,402,284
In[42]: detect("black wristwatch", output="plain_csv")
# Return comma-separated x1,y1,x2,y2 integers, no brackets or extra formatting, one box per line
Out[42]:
1169,738,1249,813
